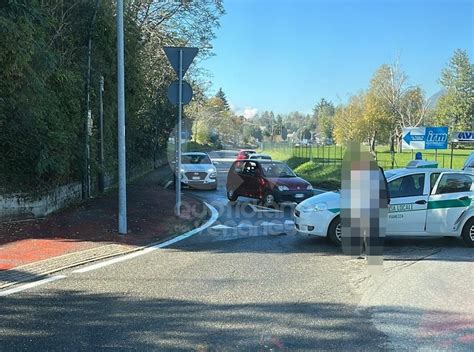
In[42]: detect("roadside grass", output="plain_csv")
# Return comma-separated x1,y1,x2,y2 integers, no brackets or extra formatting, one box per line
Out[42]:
260,149,293,162
294,161,341,190
375,149,471,169
262,145,473,190
262,146,472,170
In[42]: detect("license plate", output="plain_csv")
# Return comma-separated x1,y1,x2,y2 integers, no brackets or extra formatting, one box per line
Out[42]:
295,193,304,198
192,176,200,180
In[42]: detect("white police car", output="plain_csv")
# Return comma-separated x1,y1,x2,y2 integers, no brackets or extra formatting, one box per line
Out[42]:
294,165,474,247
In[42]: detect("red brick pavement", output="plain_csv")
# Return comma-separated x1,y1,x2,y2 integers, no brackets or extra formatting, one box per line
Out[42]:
0,169,207,271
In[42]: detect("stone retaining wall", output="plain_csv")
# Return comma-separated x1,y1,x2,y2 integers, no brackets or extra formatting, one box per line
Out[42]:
0,157,168,222
0,183,82,222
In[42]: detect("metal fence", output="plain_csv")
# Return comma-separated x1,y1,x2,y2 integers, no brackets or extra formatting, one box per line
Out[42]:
292,144,343,165
261,142,473,170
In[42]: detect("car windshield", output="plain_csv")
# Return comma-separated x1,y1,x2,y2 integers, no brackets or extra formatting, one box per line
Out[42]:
384,170,398,180
261,163,296,178
251,155,271,160
182,155,211,164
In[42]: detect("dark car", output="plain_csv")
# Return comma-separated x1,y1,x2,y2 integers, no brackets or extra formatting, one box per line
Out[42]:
226,160,314,206
236,149,256,160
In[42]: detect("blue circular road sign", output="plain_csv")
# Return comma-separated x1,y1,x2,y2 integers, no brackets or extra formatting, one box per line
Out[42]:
167,80,193,106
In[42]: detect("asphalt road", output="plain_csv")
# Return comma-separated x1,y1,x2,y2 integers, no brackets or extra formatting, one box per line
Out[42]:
1,150,473,351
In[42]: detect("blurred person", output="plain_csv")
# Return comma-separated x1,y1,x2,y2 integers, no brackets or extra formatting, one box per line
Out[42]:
340,142,388,270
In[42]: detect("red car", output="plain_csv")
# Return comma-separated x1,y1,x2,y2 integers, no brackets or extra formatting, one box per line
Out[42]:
236,149,256,160
226,160,314,206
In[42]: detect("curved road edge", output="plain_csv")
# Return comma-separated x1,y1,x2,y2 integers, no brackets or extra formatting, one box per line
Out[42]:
0,202,219,296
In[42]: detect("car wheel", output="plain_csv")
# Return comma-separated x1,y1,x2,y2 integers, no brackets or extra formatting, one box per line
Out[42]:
461,218,474,247
328,216,342,247
227,189,238,201
261,192,277,208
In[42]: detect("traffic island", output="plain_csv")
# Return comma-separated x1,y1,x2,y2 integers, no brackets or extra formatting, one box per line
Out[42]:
0,168,209,289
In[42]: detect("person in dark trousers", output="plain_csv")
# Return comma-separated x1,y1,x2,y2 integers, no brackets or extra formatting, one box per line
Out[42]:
363,166,390,265
341,142,390,269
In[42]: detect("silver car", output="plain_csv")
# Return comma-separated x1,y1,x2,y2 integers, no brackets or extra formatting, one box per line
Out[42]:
180,152,217,190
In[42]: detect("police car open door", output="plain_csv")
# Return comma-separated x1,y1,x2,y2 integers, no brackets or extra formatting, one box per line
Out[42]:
426,172,474,235
387,172,429,233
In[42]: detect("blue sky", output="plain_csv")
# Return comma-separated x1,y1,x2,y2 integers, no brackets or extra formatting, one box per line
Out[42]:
201,0,473,117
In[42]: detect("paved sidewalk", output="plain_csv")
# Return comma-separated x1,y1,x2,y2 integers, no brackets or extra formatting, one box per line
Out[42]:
0,167,207,288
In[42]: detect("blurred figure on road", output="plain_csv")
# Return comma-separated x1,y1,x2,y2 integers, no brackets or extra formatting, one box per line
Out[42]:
340,142,388,272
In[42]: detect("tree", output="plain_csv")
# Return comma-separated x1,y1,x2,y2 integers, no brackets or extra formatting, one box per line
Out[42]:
368,61,431,151
0,0,224,192
281,126,288,141
363,91,392,152
311,98,335,141
434,49,474,131
242,124,263,143
188,92,243,147
333,94,366,145
215,87,230,111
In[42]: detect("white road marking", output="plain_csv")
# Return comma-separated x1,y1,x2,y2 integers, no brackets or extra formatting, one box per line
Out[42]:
0,275,66,297
249,204,283,213
237,223,257,228
73,202,219,273
72,247,157,273
260,221,280,227
210,224,234,230
0,202,219,296
212,221,292,230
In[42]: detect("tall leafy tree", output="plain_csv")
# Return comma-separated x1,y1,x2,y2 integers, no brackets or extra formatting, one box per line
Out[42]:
0,0,224,192
434,49,474,131
368,62,431,151
333,94,366,145
313,98,335,140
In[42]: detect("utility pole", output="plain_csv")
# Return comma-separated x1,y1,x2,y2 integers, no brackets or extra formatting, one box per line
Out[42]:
117,0,127,234
83,0,101,199
99,76,105,192
84,34,92,199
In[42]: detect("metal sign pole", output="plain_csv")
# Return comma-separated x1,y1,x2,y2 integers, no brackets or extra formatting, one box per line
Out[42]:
176,49,183,216
163,46,198,217
450,142,454,168
99,76,105,192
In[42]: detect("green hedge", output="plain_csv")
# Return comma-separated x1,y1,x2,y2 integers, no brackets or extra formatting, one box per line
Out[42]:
0,1,176,194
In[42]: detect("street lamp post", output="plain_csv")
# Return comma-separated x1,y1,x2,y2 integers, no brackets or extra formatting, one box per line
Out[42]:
117,0,127,234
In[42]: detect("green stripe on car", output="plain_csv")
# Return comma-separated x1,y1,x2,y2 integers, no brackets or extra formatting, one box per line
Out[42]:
327,198,471,214
427,198,472,210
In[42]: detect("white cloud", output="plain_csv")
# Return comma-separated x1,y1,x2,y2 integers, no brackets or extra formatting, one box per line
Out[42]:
229,102,258,119
242,107,258,119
